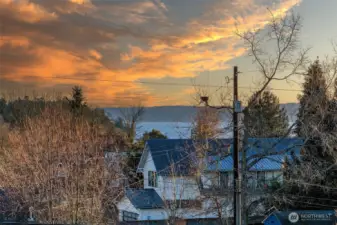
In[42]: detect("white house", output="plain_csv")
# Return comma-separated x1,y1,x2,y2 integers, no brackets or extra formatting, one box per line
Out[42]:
117,138,303,224
117,189,169,221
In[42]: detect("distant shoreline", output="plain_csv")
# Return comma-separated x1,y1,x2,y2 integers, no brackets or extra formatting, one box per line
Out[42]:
104,103,299,122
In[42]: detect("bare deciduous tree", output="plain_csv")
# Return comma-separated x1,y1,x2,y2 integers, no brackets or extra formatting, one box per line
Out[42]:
234,10,310,224
193,10,311,224
118,104,145,143
191,107,223,140
0,106,127,224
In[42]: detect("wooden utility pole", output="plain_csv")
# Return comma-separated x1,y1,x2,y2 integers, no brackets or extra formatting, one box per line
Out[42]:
233,66,242,225
199,66,242,225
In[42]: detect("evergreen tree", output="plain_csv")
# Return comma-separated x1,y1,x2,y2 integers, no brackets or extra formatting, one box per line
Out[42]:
327,78,337,131
0,98,6,114
141,129,167,142
244,90,288,138
275,60,337,211
0,87,113,130
124,129,167,188
67,86,86,116
294,59,332,168
295,59,329,137
1,97,46,125
334,77,337,99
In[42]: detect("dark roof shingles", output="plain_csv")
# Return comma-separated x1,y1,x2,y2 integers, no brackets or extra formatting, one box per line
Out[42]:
146,139,232,175
125,189,165,209
145,138,304,174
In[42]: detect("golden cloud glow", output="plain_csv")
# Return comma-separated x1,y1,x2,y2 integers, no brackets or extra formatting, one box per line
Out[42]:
0,36,30,48
0,0,301,106
69,0,91,4
0,0,57,23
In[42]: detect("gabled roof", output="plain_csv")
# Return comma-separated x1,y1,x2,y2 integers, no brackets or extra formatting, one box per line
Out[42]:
125,189,165,209
137,139,232,175
137,138,304,175
207,138,303,171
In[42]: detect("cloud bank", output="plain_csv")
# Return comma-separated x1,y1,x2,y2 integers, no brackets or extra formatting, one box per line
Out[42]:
0,0,301,106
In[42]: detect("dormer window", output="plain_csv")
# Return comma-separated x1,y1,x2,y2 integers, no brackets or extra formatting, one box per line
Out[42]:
148,171,158,187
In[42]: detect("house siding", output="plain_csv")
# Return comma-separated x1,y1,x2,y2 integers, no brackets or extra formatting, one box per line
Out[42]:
201,173,219,189
162,176,200,200
119,138,301,222
139,151,283,221
174,208,218,219
138,209,168,221
143,152,161,190
117,197,140,221
117,197,168,221
143,153,200,201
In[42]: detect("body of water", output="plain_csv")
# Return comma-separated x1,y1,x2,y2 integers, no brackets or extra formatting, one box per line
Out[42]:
135,121,296,139
136,122,231,139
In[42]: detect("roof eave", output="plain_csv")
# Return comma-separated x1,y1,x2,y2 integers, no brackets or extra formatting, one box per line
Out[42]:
136,143,149,173
138,206,164,210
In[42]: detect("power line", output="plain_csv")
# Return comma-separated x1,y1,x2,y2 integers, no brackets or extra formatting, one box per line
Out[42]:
24,75,303,92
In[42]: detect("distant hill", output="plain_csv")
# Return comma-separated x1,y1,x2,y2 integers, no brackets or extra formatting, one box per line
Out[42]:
104,103,299,122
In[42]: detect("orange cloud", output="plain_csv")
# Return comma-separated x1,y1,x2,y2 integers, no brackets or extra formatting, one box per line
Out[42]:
69,0,91,4
0,36,30,48
118,0,301,82
0,0,301,106
0,0,57,23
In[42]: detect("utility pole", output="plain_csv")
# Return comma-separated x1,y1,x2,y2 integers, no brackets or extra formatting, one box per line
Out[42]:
199,66,242,225
233,66,242,225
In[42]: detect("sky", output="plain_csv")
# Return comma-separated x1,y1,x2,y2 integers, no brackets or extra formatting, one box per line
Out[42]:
1,0,337,107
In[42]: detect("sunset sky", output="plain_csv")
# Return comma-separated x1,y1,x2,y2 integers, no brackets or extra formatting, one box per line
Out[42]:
1,0,337,107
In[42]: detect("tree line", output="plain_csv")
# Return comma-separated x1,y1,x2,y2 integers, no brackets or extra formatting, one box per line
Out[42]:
1,9,337,224
0,86,169,224
191,59,337,222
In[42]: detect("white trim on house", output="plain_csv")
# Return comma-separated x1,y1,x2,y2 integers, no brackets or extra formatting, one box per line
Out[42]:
136,142,149,173
117,196,169,221
118,138,299,222
117,197,140,221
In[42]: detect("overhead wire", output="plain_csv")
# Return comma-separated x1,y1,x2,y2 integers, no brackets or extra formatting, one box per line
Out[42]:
21,75,303,92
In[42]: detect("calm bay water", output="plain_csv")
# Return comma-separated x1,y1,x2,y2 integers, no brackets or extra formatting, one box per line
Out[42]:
135,121,295,139
136,122,231,139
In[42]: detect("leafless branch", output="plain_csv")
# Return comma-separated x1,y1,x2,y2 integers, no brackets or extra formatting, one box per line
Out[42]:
0,106,128,224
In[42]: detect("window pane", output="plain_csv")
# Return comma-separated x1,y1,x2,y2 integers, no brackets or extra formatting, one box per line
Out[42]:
257,172,266,188
148,171,153,186
148,171,157,187
154,172,157,187
123,211,138,221
220,172,228,187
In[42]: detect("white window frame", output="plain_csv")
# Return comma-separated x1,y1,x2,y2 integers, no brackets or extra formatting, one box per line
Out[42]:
122,211,138,221
148,171,158,187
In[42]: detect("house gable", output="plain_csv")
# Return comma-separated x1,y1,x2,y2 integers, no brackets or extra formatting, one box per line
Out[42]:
125,189,165,209
117,197,139,222
140,138,303,176
143,151,158,189
143,139,233,176
137,143,149,173
123,138,305,222
118,189,169,221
